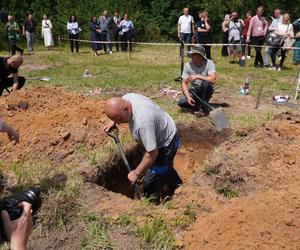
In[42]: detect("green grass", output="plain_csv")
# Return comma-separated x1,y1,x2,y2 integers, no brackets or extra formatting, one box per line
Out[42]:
136,217,174,250
216,187,239,198
80,212,114,250
6,42,298,99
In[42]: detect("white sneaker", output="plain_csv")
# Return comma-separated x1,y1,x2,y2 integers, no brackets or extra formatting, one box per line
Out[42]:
277,67,281,72
247,56,251,59
109,51,113,54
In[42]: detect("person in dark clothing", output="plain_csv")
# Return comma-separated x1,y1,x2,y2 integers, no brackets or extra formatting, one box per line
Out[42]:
0,55,26,96
6,15,23,56
221,14,230,57
22,14,37,52
196,11,212,59
108,10,122,52
67,15,81,53
89,16,102,56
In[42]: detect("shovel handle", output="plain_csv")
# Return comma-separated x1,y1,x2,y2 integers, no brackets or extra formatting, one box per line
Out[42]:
105,126,143,199
190,89,215,110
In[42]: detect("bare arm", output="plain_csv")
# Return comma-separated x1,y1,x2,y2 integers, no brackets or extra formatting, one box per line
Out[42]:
22,25,25,35
181,79,196,106
187,72,217,84
12,73,19,92
247,18,253,41
205,20,211,31
0,119,19,143
263,19,268,35
177,23,181,38
135,149,158,177
128,149,159,184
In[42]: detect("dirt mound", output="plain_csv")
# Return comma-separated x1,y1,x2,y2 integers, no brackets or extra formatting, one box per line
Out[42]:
180,112,300,249
0,86,107,164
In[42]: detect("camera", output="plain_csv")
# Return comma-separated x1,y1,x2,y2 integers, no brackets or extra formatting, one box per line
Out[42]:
0,187,42,223
233,17,239,22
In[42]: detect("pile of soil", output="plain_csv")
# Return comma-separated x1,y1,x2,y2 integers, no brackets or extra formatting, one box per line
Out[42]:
0,86,107,164
178,112,300,249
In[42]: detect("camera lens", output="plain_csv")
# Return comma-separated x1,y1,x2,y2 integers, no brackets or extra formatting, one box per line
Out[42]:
15,187,42,212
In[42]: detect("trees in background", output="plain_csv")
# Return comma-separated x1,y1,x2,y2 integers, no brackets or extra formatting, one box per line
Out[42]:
0,0,299,43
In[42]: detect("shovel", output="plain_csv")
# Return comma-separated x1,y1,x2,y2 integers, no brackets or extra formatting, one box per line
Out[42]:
190,89,230,132
106,127,143,199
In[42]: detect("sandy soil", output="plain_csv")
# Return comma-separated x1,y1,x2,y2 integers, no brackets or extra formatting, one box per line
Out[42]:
0,86,299,249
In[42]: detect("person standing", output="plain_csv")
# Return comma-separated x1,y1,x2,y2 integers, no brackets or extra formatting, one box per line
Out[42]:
178,7,194,57
67,15,81,53
265,9,282,67
293,17,300,64
104,94,182,204
108,10,122,52
269,14,294,71
242,11,252,59
89,16,102,56
225,11,245,64
246,6,268,67
221,14,230,57
118,14,135,52
196,11,212,59
41,15,54,51
22,14,37,53
6,15,23,55
98,10,112,54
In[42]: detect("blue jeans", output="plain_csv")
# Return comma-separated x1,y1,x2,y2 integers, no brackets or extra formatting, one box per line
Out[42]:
180,32,192,57
265,46,270,66
143,134,182,204
101,31,112,52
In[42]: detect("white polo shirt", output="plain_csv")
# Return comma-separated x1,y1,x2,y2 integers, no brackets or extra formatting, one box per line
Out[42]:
178,15,194,34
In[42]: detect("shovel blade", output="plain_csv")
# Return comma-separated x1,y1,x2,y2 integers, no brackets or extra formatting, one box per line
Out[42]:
209,108,230,132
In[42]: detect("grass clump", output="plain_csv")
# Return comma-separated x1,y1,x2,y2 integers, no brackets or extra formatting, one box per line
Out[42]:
216,187,239,198
81,212,113,250
136,217,174,250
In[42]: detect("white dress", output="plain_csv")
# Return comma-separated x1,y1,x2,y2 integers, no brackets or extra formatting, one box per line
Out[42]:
42,19,54,46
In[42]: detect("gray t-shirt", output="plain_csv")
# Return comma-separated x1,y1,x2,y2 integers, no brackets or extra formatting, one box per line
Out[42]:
181,59,216,86
122,93,177,152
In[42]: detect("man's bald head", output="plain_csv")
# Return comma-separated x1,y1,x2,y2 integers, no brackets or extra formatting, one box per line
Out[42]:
7,55,23,69
105,97,132,123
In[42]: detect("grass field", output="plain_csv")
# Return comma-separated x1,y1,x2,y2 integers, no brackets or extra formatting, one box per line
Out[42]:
19,42,300,126
0,42,299,249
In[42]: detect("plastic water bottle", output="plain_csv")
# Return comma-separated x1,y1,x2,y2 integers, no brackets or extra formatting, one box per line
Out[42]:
239,56,245,67
244,78,250,94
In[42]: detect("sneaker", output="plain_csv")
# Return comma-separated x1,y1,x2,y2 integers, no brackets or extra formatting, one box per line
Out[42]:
109,51,112,54
277,67,282,72
247,56,251,59
230,60,235,64
268,67,276,71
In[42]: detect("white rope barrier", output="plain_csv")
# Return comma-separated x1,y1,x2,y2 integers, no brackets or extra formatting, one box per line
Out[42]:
58,36,300,50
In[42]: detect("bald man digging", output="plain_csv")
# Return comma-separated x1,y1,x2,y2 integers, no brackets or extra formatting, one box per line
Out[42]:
0,55,26,96
104,93,182,204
